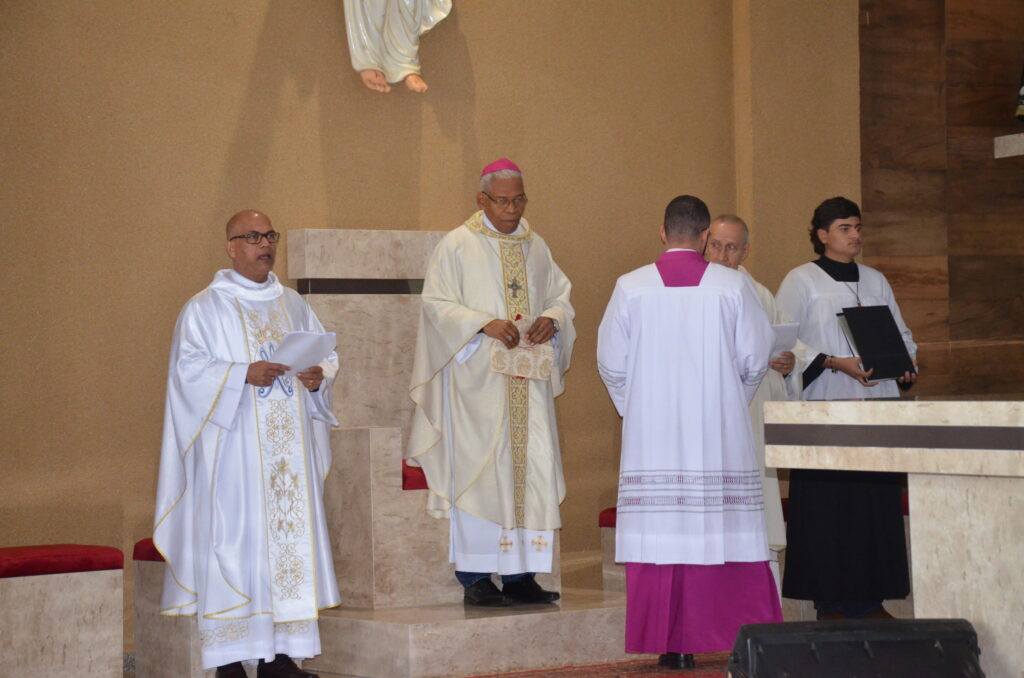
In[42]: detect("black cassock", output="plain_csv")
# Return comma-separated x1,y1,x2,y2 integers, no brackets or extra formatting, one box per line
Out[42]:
781,468,909,601
780,255,910,603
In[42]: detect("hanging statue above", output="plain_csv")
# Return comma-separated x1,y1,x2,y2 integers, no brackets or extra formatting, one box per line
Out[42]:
343,0,452,93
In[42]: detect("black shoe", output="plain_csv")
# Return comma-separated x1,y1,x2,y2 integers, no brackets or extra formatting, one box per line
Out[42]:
501,576,560,604
658,652,696,669
463,578,511,607
257,654,318,678
216,662,247,678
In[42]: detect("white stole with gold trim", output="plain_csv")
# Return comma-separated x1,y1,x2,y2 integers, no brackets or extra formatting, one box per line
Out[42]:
238,300,318,622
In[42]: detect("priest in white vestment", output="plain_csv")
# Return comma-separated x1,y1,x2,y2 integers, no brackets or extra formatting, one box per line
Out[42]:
704,215,803,596
153,211,340,678
597,196,781,670
407,159,575,606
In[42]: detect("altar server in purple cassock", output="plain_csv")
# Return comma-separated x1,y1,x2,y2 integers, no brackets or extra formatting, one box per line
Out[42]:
597,195,782,670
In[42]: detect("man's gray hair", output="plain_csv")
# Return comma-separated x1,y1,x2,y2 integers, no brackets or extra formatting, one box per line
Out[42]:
711,214,750,245
480,169,523,192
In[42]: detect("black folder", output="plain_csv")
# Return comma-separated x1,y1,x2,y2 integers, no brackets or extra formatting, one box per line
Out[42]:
836,305,915,381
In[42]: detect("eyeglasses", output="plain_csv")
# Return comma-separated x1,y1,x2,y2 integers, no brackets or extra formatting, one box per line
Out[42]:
228,230,281,245
482,192,528,209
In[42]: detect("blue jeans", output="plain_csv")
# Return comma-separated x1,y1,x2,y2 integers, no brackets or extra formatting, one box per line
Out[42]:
456,571,533,587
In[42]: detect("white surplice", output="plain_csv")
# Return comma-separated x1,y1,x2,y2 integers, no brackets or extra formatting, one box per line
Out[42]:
153,270,340,668
775,262,916,400
597,260,773,565
407,212,575,575
740,267,802,594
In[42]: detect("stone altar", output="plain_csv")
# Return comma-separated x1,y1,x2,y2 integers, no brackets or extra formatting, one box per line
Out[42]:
765,400,1024,678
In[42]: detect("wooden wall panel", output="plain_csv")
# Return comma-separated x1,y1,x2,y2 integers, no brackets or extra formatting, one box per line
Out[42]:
947,169,1024,214
862,168,946,211
861,0,1024,397
945,39,1024,85
949,339,1024,395
947,0,1024,41
947,84,1022,126
864,255,949,342
862,80,945,126
949,255,1024,340
948,213,1024,256
861,37,944,82
948,126,1024,169
913,340,954,396
862,210,947,257
862,124,946,169
861,0,944,40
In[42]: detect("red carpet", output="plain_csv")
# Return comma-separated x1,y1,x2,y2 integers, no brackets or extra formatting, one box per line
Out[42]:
468,653,730,677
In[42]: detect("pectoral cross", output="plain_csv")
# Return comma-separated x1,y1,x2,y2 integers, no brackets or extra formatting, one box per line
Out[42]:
499,535,514,553
507,278,522,298
531,536,548,553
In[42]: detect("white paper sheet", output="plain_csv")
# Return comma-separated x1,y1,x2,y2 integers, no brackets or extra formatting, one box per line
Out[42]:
272,331,337,376
771,322,799,359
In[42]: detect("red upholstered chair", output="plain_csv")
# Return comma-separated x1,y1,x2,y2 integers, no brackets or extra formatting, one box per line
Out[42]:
402,460,429,490
0,544,124,677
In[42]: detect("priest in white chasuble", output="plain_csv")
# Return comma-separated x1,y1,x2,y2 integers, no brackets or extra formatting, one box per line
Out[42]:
153,210,340,678
704,214,803,596
407,159,575,607
597,196,781,671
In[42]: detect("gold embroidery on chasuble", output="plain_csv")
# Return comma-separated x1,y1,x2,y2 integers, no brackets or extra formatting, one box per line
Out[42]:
199,621,250,647
275,621,312,635
267,399,297,456
236,298,317,620
499,239,531,528
465,214,535,527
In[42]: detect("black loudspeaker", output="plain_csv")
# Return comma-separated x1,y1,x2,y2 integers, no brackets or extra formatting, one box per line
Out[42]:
727,619,985,678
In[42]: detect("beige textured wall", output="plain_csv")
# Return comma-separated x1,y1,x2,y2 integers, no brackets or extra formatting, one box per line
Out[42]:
0,0,859,646
736,0,863,291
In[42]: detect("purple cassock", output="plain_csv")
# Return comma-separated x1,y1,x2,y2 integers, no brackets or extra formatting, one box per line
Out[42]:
624,248,782,656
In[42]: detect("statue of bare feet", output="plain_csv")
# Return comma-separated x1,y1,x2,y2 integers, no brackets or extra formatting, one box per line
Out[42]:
404,73,429,93
359,69,391,93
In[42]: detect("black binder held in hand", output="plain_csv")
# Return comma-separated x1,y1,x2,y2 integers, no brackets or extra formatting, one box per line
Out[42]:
836,305,916,381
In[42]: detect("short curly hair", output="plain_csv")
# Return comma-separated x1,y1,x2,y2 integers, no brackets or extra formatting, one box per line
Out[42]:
809,197,861,255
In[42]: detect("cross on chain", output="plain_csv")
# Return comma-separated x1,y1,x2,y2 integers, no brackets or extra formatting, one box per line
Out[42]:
499,535,514,553
507,278,522,298
531,536,548,552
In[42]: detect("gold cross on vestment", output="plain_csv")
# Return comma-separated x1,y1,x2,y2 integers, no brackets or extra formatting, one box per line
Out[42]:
507,278,522,298
531,536,548,552
499,535,514,553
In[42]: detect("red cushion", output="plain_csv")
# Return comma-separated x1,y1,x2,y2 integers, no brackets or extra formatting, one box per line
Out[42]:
402,460,429,490
132,538,165,562
0,544,123,578
599,507,617,528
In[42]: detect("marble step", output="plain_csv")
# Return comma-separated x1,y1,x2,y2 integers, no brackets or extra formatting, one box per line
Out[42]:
307,588,630,678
